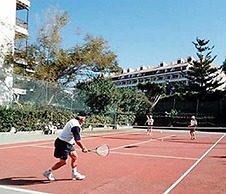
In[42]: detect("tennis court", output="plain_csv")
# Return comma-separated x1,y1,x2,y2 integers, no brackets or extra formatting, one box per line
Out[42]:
0,128,225,194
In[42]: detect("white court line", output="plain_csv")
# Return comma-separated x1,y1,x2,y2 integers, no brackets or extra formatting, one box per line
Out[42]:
28,131,130,148
109,135,198,161
0,141,54,150
110,151,198,161
0,135,105,150
29,145,53,149
25,134,174,151
30,134,197,161
0,131,129,150
110,134,175,151
156,135,176,141
29,134,176,151
30,139,151,150
0,144,32,150
0,130,174,150
0,185,49,194
163,133,226,194
111,139,151,151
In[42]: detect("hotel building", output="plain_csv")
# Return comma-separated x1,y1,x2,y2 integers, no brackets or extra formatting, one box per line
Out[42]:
110,57,194,90
109,56,226,93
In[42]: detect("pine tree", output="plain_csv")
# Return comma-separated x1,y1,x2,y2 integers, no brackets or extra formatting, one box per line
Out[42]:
220,59,226,74
183,38,223,97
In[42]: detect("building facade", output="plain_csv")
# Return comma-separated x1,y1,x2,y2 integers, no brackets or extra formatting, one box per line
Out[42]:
0,0,30,105
110,57,194,90
110,56,226,92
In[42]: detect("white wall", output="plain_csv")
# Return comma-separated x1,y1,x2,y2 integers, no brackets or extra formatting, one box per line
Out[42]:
0,0,16,65
0,0,16,105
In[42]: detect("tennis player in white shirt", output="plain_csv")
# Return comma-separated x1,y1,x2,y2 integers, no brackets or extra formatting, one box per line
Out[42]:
188,115,197,140
43,112,88,181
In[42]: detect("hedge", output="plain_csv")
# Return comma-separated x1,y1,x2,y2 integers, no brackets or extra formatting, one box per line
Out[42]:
0,106,73,132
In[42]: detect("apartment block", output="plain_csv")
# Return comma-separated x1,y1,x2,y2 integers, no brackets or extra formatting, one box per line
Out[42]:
109,56,226,92
110,57,193,90
0,0,30,105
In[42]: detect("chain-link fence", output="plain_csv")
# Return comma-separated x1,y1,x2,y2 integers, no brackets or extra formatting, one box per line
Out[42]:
13,74,88,110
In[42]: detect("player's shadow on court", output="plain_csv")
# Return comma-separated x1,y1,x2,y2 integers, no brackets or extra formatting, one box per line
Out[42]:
0,177,73,185
0,176,48,185
211,155,226,159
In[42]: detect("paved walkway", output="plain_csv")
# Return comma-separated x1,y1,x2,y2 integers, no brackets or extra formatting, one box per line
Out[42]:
0,127,132,144
1,126,225,145
0,130,61,144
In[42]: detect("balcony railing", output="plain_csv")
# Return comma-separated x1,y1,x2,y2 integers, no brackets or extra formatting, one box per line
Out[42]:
16,0,30,10
16,18,28,30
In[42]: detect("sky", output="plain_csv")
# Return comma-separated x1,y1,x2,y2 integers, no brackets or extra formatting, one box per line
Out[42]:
29,0,226,70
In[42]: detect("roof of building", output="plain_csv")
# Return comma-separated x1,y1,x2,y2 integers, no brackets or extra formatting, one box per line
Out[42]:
109,56,194,78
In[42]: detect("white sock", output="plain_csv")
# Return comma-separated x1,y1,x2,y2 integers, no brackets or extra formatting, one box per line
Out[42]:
72,167,77,174
48,168,53,172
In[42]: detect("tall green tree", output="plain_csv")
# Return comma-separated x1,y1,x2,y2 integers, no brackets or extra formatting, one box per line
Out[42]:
54,35,121,86
117,87,151,114
137,82,166,112
77,77,118,113
219,59,226,94
220,58,226,74
77,77,150,115
13,6,69,78
182,38,223,97
14,6,121,85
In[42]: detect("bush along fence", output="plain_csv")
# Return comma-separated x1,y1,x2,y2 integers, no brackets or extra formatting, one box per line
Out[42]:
0,106,73,132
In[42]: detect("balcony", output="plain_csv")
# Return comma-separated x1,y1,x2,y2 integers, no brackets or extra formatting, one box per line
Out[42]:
15,18,28,38
16,0,30,10
16,0,29,38
14,58,28,66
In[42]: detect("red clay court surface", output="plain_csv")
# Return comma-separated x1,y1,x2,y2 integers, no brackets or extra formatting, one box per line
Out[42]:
0,129,226,194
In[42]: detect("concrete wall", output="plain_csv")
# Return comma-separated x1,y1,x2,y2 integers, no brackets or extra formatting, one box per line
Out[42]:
0,0,16,105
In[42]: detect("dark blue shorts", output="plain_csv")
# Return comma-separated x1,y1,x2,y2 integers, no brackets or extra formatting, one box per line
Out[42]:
54,138,75,160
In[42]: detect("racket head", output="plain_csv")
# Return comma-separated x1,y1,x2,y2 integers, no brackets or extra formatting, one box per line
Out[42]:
95,144,110,157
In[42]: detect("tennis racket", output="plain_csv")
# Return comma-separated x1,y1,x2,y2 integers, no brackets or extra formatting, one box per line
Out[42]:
88,144,110,157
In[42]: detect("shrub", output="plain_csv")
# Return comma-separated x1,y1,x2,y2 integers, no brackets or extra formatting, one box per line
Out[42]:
0,105,73,132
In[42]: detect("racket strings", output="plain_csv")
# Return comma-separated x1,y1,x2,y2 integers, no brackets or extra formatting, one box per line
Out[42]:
96,144,110,156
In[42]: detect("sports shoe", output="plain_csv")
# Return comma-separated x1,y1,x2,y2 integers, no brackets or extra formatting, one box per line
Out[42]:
43,170,55,181
72,172,86,180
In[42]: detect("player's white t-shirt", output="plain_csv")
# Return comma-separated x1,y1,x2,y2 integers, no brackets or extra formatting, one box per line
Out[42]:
190,119,197,127
59,118,81,145
147,118,154,125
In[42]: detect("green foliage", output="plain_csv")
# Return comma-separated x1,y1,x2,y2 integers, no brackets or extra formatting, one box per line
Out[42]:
117,88,151,114
220,58,226,75
116,113,136,125
165,109,178,117
37,7,69,61
0,106,73,132
77,77,150,124
77,77,118,113
85,113,136,127
26,34,121,85
86,114,112,126
77,77,150,115
13,6,121,85
182,38,224,97
137,82,165,111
